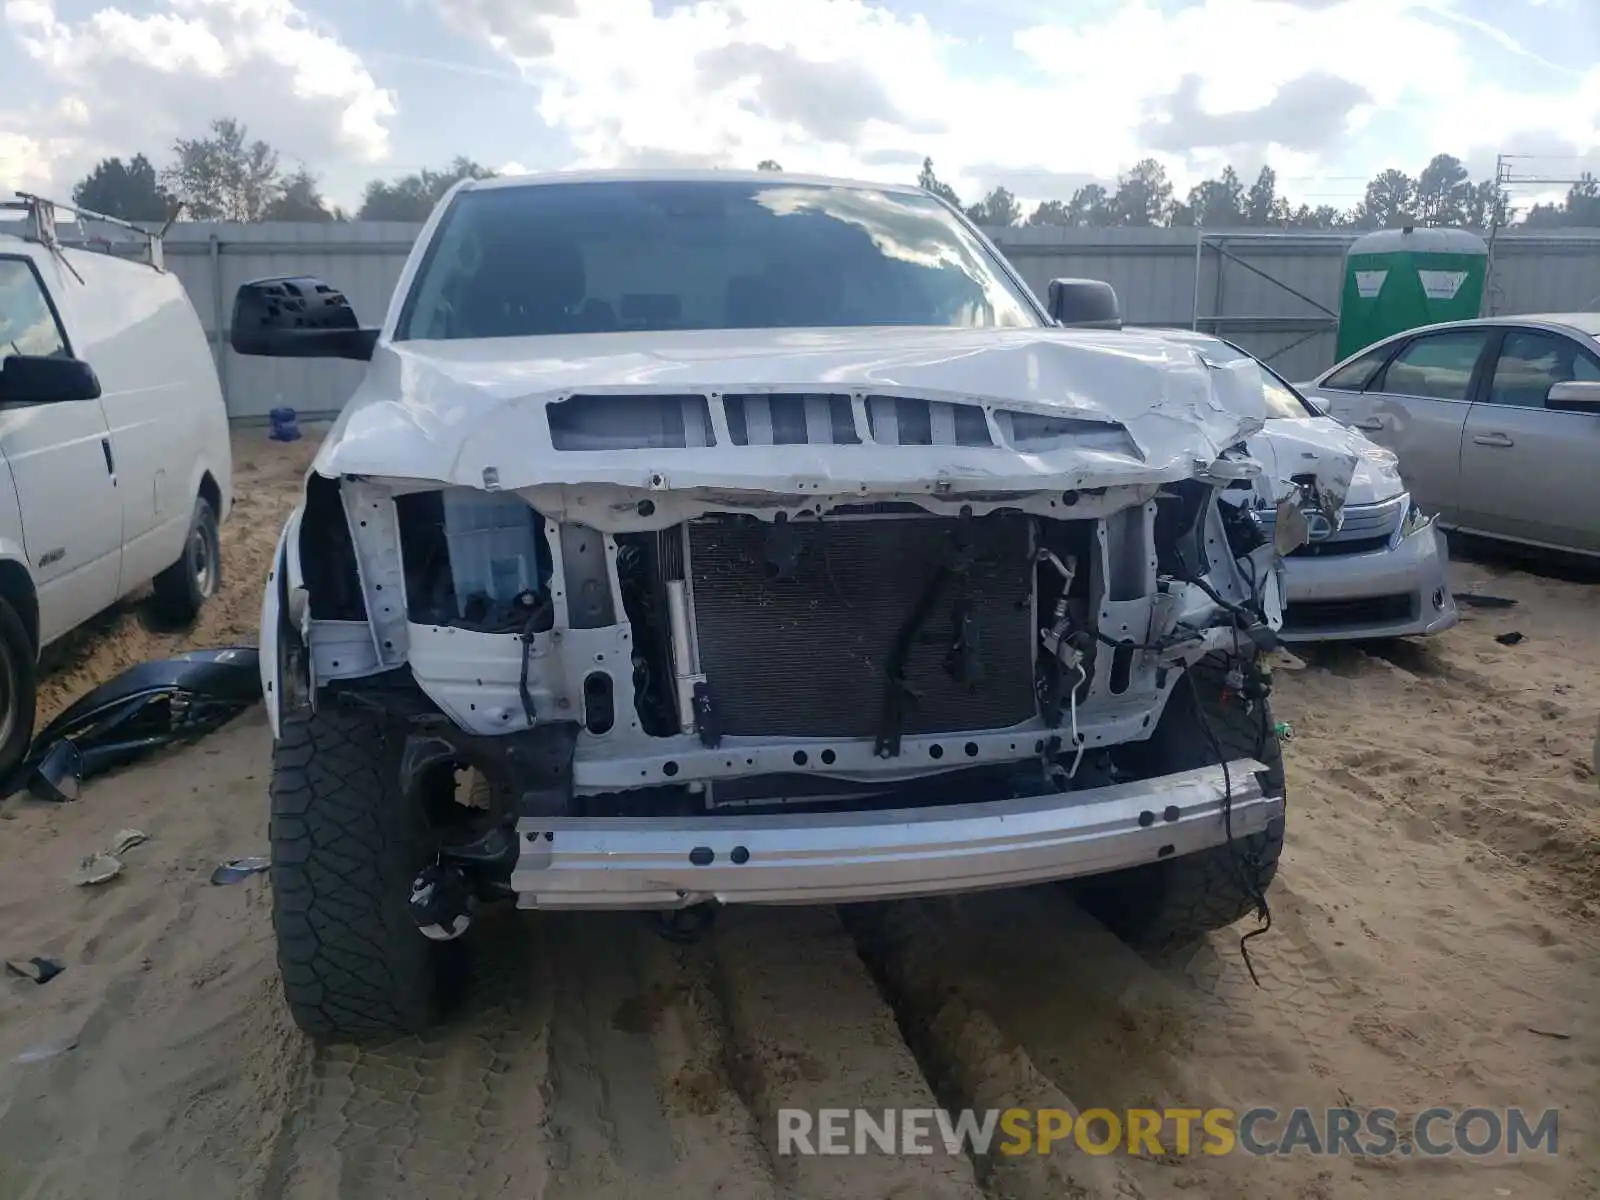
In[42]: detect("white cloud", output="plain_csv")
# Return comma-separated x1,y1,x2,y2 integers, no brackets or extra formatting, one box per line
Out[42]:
0,131,59,194
4,0,1595,211
430,0,1599,206
434,0,958,180
0,0,396,194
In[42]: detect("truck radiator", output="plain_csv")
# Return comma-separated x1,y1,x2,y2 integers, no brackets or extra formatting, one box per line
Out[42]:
686,514,1037,739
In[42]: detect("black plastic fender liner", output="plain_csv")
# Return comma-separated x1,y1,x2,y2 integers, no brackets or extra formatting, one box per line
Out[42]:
11,647,262,799
34,647,262,743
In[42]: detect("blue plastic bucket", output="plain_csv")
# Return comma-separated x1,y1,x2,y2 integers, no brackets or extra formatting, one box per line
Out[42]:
269,406,301,442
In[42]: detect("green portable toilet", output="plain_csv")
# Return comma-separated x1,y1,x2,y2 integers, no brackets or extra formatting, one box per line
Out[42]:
1335,226,1489,360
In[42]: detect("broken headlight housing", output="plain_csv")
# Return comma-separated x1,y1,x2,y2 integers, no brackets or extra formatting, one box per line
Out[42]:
1396,494,1436,542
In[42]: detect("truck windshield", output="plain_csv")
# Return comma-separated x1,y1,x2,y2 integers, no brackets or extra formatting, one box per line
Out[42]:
395,179,1042,340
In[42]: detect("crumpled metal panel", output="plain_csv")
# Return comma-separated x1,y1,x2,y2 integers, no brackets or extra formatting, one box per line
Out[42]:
308,326,1292,499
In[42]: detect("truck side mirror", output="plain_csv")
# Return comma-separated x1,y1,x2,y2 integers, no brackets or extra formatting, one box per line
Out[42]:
1546,380,1600,413
1048,278,1122,329
0,354,102,404
230,276,378,361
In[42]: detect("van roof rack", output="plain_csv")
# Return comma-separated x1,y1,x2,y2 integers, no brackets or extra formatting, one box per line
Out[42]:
1,192,179,272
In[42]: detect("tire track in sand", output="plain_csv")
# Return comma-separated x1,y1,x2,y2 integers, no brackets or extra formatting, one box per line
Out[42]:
266,910,555,1200
266,908,811,1200
852,883,1565,1200
847,896,1151,1200
540,912,778,1200
705,906,983,1200
267,893,1383,1200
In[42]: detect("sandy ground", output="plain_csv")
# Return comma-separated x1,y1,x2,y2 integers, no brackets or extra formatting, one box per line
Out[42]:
0,430,1594,1199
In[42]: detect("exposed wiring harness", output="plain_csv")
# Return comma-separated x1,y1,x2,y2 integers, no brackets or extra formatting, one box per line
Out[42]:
1183,665,1275,986
1134,501,1278,984
1047,499,1283,983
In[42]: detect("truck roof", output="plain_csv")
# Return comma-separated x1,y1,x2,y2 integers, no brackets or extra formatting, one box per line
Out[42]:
458,168,930,198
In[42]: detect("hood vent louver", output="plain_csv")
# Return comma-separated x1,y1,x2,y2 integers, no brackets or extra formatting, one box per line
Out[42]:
723,393,861,446
547,393,716,451
544,390,1132,454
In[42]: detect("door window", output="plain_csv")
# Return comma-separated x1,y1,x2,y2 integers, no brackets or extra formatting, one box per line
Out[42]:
1321,344,1392,391
0,259,69,361
1375,330,1490,401
1486,329,1600,408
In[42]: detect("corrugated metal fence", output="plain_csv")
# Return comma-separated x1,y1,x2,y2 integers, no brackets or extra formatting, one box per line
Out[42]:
992,226,1600,382
150,222,1600,422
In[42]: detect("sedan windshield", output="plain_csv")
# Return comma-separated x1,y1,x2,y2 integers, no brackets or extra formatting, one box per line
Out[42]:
396,179,1042,340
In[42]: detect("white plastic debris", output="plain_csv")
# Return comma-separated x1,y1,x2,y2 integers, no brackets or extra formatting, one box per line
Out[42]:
70,829,149,886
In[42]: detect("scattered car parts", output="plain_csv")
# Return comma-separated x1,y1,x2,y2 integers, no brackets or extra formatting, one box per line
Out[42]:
70,829,149,886
72,854,126,886
4,956,65,985
210,856,271,885
17,647,261,802
13,1033,79,1064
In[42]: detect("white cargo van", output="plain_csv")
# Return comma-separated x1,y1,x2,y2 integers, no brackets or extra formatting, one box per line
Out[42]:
0,196,233,779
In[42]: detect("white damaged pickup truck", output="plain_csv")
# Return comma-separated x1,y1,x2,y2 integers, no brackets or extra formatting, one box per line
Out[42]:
233,171,1352,1038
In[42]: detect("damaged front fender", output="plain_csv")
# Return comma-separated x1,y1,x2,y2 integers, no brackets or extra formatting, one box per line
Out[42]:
20,647,263,800
261,506,312,738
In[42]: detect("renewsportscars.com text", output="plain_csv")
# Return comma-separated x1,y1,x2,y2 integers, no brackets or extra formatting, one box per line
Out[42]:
777,1106,1559,1158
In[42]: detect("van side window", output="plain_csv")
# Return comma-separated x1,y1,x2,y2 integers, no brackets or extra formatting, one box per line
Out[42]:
0,260,69,362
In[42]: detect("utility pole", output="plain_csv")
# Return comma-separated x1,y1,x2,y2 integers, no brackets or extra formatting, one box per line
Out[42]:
1482,154,1508,317
1483,153,1592,316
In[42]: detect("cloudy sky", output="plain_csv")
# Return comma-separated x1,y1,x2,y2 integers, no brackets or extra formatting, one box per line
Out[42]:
1,0,1596,214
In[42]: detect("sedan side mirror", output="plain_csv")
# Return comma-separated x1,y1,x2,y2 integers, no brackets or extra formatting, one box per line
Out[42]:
1305,395,1332,416
1547,380,1600,413
230,276,378,361
0,354,102,404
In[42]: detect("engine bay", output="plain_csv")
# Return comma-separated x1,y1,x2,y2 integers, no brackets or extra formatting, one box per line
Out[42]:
289,470,1282,817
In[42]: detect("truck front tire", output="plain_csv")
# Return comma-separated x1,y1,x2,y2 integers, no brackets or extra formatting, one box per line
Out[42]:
1075,658,1286,949
270,705,453,1038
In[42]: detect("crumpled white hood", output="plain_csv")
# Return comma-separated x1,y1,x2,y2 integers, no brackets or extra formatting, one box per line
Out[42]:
313,326,1308,497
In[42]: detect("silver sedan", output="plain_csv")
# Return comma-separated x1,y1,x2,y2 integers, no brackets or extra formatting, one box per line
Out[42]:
1299,313,1600,559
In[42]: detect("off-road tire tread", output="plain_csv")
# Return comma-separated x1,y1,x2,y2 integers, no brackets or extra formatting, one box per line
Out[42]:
270,705,444,1038
1123,815,1284,948
1078,659,1285,948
